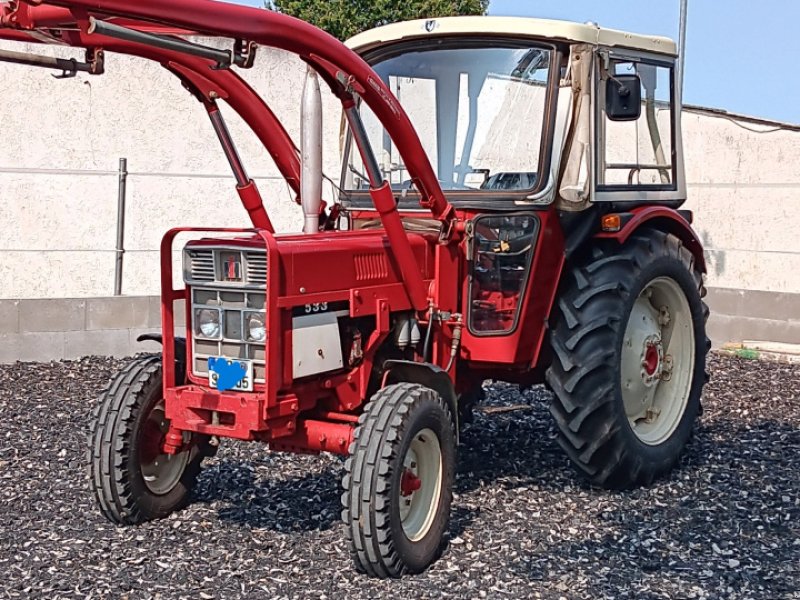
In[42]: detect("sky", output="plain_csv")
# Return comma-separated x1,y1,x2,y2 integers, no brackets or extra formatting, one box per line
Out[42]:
234,0,800,124
488,0,799,124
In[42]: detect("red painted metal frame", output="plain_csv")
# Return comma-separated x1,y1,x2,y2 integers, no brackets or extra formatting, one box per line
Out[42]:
158,223,440,447
160,227,283,441
595,206,707,273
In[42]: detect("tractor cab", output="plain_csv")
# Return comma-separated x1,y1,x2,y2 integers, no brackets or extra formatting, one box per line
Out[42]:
342,17,685,212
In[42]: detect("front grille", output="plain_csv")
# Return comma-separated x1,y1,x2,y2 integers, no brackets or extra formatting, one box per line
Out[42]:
188,249,215,283
190,287,266,383
184,245,268,386
183,246,266,288
245,252,267,285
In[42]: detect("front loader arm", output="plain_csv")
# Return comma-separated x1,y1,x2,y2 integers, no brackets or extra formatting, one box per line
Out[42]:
50,0,454,218
0,0,455,224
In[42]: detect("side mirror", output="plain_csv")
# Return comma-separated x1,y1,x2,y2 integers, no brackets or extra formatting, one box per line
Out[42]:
606,74,641,121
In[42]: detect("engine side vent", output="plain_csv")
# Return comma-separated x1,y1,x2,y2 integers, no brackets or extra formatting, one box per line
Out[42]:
245,252,267,285
354,253,388,281
188,249,215,283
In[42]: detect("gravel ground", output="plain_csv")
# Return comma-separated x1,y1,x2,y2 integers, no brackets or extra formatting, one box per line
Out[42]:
0,353,798,599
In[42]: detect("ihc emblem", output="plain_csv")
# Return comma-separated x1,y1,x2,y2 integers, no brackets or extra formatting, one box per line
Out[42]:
222,253,242,281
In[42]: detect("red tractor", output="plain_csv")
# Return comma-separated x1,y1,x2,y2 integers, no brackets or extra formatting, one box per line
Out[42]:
1,2,709,577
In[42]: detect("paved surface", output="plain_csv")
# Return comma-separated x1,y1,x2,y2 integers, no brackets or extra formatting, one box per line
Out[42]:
0,354,797,599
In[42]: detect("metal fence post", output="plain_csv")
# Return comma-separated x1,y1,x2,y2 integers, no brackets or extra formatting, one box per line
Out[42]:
114,157,128,296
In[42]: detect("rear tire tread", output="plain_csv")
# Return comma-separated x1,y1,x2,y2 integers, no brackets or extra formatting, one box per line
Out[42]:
547,229,710,489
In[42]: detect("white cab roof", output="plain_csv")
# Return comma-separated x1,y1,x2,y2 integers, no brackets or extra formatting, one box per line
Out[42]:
346,16,677,57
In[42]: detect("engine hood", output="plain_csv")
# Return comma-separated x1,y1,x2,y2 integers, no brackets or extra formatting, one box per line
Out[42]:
273,229,435,299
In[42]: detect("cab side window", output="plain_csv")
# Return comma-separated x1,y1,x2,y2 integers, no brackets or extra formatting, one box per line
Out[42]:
598,59,676,190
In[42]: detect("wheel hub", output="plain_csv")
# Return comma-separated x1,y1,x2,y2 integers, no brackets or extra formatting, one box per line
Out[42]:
397,429,443,542
139,417,166,465
641,335,664,384
139,400,190,496
621,296,662,403
400,468,422,496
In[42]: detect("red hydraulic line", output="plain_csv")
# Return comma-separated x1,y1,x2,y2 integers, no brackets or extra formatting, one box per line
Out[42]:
236,180,273,233
370,182,427,311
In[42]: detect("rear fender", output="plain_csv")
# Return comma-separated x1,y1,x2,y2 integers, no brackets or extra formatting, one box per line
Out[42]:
595,206,706,273
382,359,460,441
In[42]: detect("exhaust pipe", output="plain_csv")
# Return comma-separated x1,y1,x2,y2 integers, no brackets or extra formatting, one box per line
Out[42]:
301,65,323,234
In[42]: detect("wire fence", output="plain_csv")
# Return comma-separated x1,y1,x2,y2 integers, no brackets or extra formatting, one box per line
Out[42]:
0,160,291,295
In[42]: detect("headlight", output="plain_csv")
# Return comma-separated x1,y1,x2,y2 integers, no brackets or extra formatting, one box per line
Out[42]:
246,312,266,342
195,308,221,339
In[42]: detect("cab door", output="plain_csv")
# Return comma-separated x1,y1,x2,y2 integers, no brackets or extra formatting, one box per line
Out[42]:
459,206,565,367
468,213,539,333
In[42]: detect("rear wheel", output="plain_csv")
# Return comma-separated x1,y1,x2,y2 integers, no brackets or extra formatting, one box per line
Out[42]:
342,383,456,577
546,230,709,489
89,354,210,524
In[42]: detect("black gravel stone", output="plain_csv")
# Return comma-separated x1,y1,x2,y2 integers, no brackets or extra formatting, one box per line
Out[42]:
0,353,797,599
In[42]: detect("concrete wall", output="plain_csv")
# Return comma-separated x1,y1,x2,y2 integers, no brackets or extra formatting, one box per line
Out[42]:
683,107,800,294
681,107,800,345
2,39,799,360
0,296,185,362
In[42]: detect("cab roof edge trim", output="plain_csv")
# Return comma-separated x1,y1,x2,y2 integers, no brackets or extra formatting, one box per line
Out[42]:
345,16,678,57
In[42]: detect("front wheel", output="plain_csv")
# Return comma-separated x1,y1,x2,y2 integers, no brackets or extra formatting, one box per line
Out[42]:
342,383,456,577
546,230,709,489
89,354,209,524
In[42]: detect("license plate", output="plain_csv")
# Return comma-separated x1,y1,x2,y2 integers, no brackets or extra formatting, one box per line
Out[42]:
208,357,254,392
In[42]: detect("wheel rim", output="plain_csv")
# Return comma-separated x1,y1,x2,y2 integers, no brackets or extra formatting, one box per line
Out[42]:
138,400,189,495
398,428,443,542
620,276,695,445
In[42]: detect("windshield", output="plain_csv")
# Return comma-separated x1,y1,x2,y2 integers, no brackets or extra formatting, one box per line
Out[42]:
344,44,552,194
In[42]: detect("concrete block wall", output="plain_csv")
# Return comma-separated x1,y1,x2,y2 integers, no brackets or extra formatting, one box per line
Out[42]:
704,288,800,347
682,107,800,295
0,297,184,362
